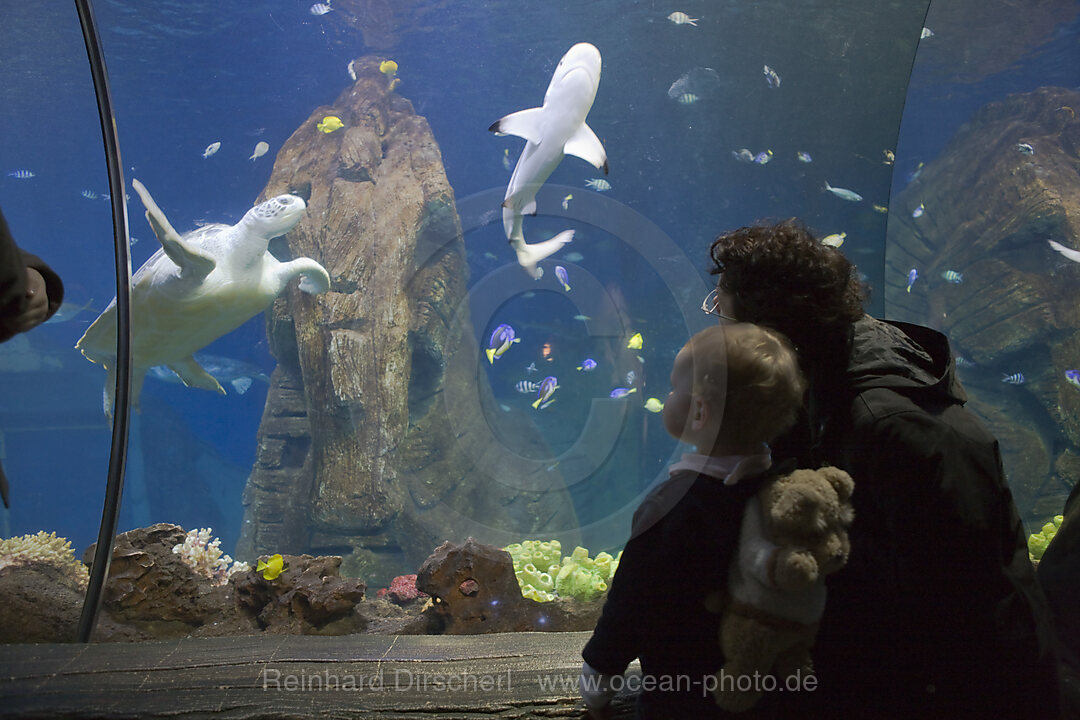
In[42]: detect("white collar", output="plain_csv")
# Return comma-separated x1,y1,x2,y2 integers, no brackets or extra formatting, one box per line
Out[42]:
667,449,772,485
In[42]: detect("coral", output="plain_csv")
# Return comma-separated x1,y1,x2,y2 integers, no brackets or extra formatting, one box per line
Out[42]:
1028,515,1064,563
504,541,620,603
383,574,428,605
0,531,88,590
555,546,619,602
171,528,246,586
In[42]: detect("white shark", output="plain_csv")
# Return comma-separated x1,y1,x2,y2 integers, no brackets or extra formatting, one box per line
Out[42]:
491,43,607,275
512,229,575,280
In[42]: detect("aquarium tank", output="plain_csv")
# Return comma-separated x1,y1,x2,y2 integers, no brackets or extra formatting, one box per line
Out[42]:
0,0,1078,649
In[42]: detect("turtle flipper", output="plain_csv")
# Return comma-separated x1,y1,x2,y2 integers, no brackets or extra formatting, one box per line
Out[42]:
131,179,216,280
167,356,226,395
103,365,148,422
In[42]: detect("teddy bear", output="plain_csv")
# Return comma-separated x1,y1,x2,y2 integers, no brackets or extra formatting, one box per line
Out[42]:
711,465,855,712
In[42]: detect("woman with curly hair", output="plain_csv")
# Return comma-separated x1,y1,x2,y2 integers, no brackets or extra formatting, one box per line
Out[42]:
705,218,1060,718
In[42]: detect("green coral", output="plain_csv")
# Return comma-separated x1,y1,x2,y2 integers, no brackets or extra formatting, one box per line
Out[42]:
505,540,562,602
1028,515,1064,562
504,540,621,603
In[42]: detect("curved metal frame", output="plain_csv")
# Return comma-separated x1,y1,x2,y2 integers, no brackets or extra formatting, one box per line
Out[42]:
73,0,134,643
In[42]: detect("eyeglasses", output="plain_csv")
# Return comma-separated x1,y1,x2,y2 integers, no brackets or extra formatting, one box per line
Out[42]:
701,289,737,322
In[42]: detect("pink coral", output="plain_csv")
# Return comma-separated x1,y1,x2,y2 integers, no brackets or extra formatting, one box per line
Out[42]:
385,574,427,605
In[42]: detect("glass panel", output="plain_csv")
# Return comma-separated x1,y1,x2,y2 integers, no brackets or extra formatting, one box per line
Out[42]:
0,4,111,570
886,1,1080,533
2,0,930,630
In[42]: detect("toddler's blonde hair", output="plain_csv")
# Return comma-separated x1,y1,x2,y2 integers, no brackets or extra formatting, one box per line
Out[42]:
688,324,805,446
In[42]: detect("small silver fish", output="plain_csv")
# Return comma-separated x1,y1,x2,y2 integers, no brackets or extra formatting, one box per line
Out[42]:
825,181,863,202
1016,142,1034,155
585,178,612,191
763,65,781,88
310,3,332,16
732,148,755,163
1002,372,1025,385
912,203,925,218
667,11,698,25
625,370,636,386
249,141,269,161
203,142,221,158
525,362,538,374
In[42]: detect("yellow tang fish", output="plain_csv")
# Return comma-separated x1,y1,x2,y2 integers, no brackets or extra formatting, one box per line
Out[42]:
627,332,643,350
644,397,665,413
317,116,344,134
257,554,285,580
379,60,398,76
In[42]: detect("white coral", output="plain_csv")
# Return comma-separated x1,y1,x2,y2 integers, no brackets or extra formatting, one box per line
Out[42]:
172,528,244,586
0,531,89,590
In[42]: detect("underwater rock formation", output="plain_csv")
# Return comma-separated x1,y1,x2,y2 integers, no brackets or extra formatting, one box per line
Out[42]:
238,57,579,574
231,554,366,635
415,538,601,635
885,86,1080,523
0,562,83,643
84,524,242,640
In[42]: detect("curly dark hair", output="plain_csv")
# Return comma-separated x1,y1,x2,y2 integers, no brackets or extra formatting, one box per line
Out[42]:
708,218,868,354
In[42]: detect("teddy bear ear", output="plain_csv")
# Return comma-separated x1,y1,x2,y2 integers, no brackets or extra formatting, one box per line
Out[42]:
820,466,855,501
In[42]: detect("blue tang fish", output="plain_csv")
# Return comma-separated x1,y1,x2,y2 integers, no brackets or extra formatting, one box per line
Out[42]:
486,323,520,363
533,376,559,409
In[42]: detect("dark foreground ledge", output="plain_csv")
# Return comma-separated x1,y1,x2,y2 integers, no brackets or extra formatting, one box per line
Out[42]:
0,632,640,719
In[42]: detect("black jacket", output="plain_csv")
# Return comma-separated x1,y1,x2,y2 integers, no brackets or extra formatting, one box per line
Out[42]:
582,469,770,719
775,315,1059,718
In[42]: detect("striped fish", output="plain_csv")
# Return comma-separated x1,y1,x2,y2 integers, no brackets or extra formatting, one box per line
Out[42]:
941,270,963,284
7,170,35,179
1001,372,1025,385
515,380,540,394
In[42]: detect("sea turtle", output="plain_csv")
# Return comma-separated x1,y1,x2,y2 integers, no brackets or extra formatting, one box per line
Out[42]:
76,178,330,418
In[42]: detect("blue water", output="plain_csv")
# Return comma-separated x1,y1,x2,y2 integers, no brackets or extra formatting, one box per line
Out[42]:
1,0,1077,567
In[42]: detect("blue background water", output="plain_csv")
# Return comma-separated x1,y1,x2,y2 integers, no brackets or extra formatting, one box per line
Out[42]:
1,0,1078,567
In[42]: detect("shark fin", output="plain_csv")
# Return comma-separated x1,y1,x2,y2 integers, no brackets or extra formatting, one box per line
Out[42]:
511,230,574,279
488,108,545,144
563,122,608,173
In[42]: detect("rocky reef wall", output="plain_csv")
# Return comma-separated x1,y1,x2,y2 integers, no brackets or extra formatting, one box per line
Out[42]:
885,86,1080,524
237,58,579,579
